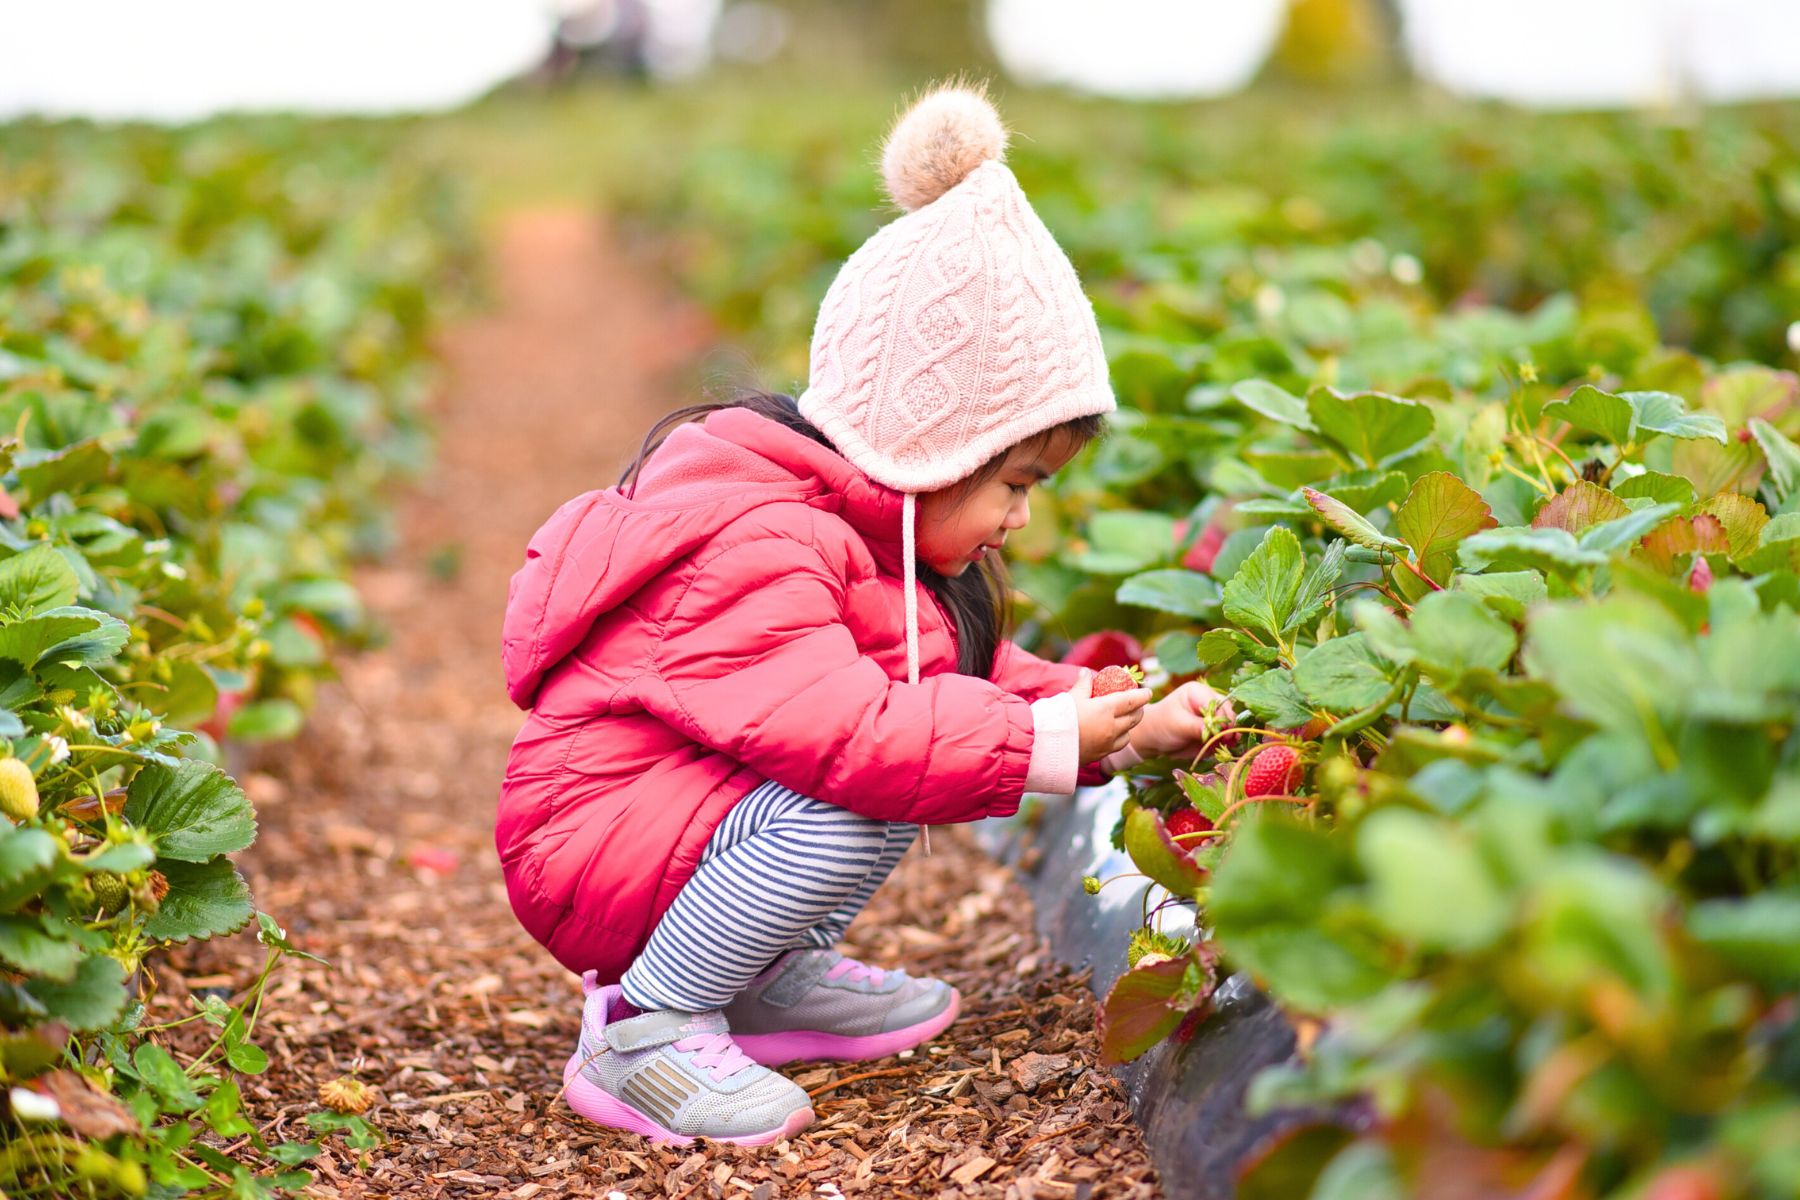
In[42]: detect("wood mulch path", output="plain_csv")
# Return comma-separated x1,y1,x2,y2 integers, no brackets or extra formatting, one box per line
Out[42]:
155,211,1163,1199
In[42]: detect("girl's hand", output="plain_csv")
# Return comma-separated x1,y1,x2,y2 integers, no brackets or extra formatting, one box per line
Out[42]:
1071,671,1151,761
1128,681,1235,759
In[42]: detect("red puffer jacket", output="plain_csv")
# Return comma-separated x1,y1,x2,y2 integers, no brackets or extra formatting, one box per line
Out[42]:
498,408,1083,981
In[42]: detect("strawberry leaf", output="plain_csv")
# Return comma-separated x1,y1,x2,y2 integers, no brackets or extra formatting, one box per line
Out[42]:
1532,481,1630,535
1293,633,1397,712
1305,388,1435,468
1098,956,1190,1065
1543,385,1636,447
1396,471,1496,564
1303,488,1404,553
1232,379,1317,431
1222,526,1307,642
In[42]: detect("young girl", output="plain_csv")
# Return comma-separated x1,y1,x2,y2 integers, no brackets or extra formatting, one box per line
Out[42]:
497,85,1227,1146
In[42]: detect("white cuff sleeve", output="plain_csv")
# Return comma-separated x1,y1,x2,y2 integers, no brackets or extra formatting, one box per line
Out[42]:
1024,693,1080,795
1098,742,1144,775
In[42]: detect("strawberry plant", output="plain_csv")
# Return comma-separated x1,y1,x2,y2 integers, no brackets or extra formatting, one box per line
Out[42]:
1075,353,1800,1196
0,120,467,1195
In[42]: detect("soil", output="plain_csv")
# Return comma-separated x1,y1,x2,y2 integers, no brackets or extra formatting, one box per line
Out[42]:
163,211,1164,1199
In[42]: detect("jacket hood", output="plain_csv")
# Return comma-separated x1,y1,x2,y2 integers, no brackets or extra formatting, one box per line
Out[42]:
501,408,907,708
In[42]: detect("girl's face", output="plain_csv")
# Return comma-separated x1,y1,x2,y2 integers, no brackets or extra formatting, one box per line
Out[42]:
915,429,1084,577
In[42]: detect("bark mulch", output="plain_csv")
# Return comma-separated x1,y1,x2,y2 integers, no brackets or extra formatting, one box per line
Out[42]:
153,211,1164,1199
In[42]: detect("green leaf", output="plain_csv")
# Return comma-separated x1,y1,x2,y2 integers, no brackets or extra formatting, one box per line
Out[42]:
1116,570,1220,620
134,1041,202,1110
1395,471,1496,563
1626,391,1728,443
1689,894,1800,989
124,759,255,863
1543,384,1636,446
1577,502,1685,554
1356,808,1510,951
1460,527,1607,576
0,828,60,913
1065,510,1181,575
24,953,127,1031
144,858,254,943
1750,418,1800,502
1222,527,1306,642
1407,591,1517,683
0,546,80,617
14,440,113,503
80,842,156,874
1315,470,1408,513
1303,488,1403,552
1738,512,1800,574
1099,955,1200,1066
1231,379,1317,431
1289,540,1346,635
1524,597,1699,738
1231,668,1315,729
1614,471,1698,509
0,913,85,980
225,1040,270,1075
1453,570,1548,622
256,911,328,965
37,605,129,665
0,606,129,673
1209,814,1388,1012
1305,388,1435,468
1293,635,1395,712
224,699,304,742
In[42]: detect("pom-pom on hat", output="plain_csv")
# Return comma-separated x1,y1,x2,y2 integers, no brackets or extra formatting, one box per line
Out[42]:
798,83,1116,498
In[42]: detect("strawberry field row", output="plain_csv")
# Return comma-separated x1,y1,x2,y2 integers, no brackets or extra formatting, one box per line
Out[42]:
0,120,468,1195
599,87,1800,1199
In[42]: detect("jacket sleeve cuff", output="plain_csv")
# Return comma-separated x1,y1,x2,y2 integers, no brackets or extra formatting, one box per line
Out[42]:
1098,742,1144,775
1024,693,1080,795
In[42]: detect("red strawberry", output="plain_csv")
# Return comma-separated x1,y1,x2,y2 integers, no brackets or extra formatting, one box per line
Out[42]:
1243,745,1302,797
1688,555,1714,594
1185,520,1227,573
1062,631,1144,672
1165,806,1212,838
1091,665,1144,697
1164,807,1213,857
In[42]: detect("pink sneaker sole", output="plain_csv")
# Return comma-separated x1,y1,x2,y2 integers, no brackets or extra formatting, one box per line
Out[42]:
731,988,962,1067
561,1054,815,1146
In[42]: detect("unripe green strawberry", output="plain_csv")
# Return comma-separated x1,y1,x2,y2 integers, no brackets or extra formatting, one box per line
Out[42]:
0,757,40,822
91,872,131,915
1126,927,1192,968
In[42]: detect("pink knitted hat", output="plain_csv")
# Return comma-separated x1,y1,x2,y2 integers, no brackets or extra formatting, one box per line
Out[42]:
798,85,1115,495
797,85,1116,685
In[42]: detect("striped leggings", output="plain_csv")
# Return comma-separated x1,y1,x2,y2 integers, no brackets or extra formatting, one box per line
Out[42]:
619,781,918,1013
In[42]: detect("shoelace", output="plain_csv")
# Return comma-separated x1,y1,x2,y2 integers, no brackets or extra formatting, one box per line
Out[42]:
824,956,889,987
673,1030,757,1083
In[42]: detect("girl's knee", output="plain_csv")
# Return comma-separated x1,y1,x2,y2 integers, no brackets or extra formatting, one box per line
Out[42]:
771,798,893,858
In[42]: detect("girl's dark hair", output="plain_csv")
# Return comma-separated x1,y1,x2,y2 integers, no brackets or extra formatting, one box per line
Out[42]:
618,390,1103,679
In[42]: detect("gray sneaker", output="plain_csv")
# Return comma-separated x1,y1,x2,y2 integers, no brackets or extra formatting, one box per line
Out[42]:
562,977,814,1145
723,949,961,1066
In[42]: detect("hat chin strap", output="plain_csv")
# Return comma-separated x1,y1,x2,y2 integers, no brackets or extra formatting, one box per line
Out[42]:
902,493,921,687
902,493,930,854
